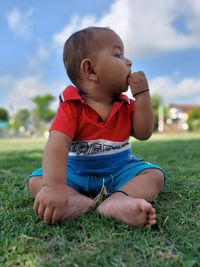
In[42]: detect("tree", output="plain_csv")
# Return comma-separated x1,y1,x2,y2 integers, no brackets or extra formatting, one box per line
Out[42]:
0,107,9,132
11,109,31,131
32,94,55,128
151,94,169,131
0,107,9,121
188,107,200,131
151,94,163,131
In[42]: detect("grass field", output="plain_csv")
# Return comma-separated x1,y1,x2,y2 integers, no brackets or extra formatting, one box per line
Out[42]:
0,133,200,267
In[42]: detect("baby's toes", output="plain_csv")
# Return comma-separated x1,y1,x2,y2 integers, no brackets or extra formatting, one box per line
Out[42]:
148,210,156,220
146,212,156,225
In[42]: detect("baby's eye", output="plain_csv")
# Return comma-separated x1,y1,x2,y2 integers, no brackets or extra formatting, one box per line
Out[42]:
115,53,122,58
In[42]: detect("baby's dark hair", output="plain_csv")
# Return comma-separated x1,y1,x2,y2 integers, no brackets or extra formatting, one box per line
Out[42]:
63,26,114,86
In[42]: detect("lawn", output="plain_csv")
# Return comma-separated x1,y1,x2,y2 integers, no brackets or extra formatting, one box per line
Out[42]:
0,133,200,267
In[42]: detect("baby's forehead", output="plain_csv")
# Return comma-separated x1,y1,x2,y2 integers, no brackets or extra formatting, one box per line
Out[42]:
90,29,124,50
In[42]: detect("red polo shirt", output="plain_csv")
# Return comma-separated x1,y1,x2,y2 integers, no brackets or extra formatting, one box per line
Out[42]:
50,85,136,174
50,85,134,141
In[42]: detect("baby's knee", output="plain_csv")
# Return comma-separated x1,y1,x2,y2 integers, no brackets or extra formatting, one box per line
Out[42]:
151,169,165,190
28,176,43,197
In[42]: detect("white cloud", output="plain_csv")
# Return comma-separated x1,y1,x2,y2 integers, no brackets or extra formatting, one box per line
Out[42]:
179,0,200,31
149,76,200,104
53,15,96,50
0,74,66,113
6,8,34,39
53,0,200,58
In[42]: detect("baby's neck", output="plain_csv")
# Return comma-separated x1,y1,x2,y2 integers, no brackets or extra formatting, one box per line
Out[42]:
79,82,116,105
82,94,114,122
83,93,114,105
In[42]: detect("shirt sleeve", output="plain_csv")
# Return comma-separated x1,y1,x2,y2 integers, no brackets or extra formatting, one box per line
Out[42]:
50,101,79,139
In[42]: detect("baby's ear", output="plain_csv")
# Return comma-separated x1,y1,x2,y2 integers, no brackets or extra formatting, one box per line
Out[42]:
80,58,98,81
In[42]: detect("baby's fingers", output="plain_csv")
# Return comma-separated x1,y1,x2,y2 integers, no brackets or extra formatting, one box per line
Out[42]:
37,204,46,219
51,208,63,225
33,198,39,214
43,207,54,225
33,198,40,218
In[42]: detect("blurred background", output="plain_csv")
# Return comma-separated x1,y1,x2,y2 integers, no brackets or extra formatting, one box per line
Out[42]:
0,0,200,137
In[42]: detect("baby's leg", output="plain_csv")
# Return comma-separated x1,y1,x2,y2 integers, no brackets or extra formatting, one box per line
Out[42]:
29,176,93,221
97,169,164,226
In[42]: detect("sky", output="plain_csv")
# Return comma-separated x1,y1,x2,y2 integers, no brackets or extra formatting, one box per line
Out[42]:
0,0,200,113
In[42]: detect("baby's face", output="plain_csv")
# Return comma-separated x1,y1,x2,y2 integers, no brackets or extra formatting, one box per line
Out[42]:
93,30,132,95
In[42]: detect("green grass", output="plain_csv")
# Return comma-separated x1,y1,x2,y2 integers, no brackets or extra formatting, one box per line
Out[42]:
0,133,200,267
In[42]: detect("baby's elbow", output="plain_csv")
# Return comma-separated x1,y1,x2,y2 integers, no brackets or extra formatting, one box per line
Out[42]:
133,130,153,141
139,133,152,140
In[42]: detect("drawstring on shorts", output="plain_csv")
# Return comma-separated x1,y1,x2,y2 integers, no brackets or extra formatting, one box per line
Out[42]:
91,178,110,208
90,176,129,210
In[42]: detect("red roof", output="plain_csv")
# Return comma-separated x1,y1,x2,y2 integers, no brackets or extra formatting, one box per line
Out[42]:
169,104,200,113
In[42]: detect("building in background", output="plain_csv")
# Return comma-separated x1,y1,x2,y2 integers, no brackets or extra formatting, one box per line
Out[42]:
166,104,200,131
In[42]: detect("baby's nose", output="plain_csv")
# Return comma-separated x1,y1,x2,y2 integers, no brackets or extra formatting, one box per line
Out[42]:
126,58,132,67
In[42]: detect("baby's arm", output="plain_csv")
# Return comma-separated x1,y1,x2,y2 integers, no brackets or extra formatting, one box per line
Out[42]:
128,71,154,140
34,130,71,224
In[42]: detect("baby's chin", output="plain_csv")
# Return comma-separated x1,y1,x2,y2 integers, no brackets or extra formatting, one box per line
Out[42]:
123,85,128,92
115,80,129,94
121,82,129,92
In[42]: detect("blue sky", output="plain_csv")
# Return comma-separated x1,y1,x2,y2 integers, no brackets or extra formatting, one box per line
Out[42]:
0,0,200,113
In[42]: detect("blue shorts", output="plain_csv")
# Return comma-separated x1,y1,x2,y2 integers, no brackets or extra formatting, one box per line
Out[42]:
29,161,166,198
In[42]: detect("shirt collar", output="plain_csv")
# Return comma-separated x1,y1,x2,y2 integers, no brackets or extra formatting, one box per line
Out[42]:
60,86,82,102
60,85,131,104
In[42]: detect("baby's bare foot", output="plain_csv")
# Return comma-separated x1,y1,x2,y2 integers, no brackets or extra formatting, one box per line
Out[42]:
97,193,156,226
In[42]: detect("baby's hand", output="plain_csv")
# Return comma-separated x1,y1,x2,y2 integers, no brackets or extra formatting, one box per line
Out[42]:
34,185,68,224
127,71,149,96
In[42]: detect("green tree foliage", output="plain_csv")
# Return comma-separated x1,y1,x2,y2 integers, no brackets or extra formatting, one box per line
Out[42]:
151,94,169,131
0,107,9,121
32,94,55,125
151,94,163,130
12,109,31,131
188,107,200,131
151,94,163,109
